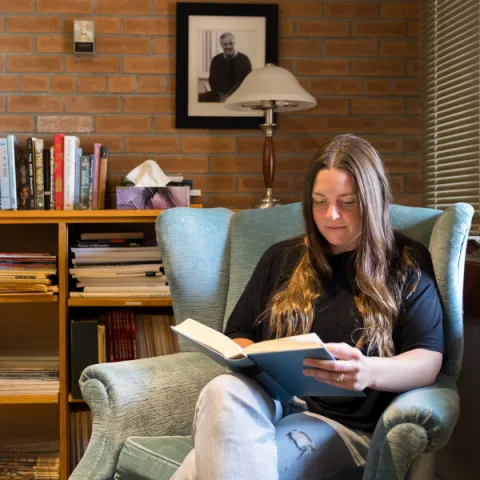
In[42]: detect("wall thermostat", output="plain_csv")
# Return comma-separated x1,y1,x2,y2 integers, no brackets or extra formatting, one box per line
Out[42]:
73,20,95,55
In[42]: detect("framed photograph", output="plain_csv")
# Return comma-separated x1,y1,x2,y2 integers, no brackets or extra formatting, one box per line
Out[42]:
176,2,279,129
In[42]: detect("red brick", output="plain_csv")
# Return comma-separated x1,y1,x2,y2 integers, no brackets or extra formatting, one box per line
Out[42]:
353,20,407,37
0,115,34,131
310,79,335,95
238,175,294,193
279,59,294,71
80,135,122,153
294,136,331,154
367,137,403,154
66,96,121,113
154,37,174,55
124,57,173,74
308,98,349,116
66,56,120,73
96,37,150,55
154,115,176,132
139,76,166,93
154,0,172,15
383,155,421,173
351,59,404,76
407,98,420,115
207,193,264,209
406,175,422,192
280,2,322,17
277,156,312,174
125,136,180,153
6,16,61,33
63,17,121,34
0,97,4,112
108,155,209,174
0,75,19,92
393,79,419,96
404,137,421,153
280,20,294,37
324,117,379,134
324,39,377,57
409,21,420,38
0,0,33,12
37,115,94,133
182,136,236,154
295,20,350,37
124,18,175,35
21,76,48,92
166,75,175,94
280,39,322,57
296,59,349,76
190,175,236,193
338,79,363,95
51,76,77,92
407,59,420,76
382,2,419,18
124,96,174,113
238,136,292,154
97,116,151,133
36,35,70,53
325,2,379,18
109,76,136,93
382,117,420,134
380,40,419,57
211,155,260,174
277,116,323,134
352,98,404,115
364,79,391,95
389,175,405,193
96,0,149,14
37,0,92,13
392,194,422,207
79,76,105,92
0,36,33,53
8,95,63,112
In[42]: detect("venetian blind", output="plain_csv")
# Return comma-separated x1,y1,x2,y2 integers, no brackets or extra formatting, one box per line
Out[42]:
422,0,480,235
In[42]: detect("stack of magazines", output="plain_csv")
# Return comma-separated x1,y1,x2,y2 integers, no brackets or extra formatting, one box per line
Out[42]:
0,356,59,396
0,441,60,479
0,253,57,295
69,232,170,298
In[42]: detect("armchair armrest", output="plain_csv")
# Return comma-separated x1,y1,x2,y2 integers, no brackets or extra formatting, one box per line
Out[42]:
70,352,223,480
363,374,459,480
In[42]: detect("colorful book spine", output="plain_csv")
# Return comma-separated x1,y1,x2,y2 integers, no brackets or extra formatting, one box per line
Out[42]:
0,137,10,209
6,135,18,210
92,143,101,209
54,133,64,210
73,147,82,210
33,138,45,210
88,154,94,209
43,148,51,210
79,155,91,210
64,136,80,210
98,145,108,209
15,141,31,210
49,145,55,210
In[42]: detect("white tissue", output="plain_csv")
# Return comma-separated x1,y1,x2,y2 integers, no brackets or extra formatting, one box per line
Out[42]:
126,160,172,187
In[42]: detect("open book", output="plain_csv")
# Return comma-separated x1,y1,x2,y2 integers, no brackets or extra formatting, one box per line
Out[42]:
172,319,365,401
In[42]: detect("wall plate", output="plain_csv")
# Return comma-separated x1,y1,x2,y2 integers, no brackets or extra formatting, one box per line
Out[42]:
73,20,95,55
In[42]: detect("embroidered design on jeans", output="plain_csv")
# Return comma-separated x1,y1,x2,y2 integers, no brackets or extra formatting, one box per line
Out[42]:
287,430,316,458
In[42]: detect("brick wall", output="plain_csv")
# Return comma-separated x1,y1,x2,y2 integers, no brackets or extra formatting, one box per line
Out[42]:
0,0,421,209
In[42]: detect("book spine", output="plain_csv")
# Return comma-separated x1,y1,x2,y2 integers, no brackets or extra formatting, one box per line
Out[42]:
0,137,10,209
15,142,30,210
64,136,79,210
88,154,94,209
92,143,101,209
73,147,82,210
43,148,51,210
79,155,91,210
49,145,55,210
33,138,45,210
6,135,18,210
107,312,114,362
25,138,36,210
54,133,64,210
98,145,108,209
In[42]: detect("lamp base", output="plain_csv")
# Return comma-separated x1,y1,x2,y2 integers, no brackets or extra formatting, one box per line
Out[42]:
255,188,280,209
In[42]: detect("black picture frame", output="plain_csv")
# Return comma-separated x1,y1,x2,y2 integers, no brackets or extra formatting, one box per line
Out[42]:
175,2,279,129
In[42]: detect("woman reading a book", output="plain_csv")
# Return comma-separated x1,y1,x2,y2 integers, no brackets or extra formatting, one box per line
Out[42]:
172,134,444,480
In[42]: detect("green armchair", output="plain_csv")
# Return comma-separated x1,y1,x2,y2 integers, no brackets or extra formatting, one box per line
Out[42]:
70,202,473,480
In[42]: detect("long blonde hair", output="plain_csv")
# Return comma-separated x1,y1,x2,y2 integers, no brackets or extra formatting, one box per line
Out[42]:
258,134,419,357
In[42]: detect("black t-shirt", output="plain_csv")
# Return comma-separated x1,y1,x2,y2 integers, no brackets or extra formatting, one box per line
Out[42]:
224,232,444,431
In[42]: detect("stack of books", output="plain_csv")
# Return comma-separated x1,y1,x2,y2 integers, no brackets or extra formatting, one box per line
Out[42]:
69,410,92,470
0,441,60,479
69,232,170,298
0,356,59,396
0,253,58,295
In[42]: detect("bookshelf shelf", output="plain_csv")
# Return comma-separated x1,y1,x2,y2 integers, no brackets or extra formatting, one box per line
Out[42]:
0,294,58,303
0,394,59,404
68,394,84,403
68,297,173,307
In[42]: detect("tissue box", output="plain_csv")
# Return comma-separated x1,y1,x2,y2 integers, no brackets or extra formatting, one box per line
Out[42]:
116,186,190,210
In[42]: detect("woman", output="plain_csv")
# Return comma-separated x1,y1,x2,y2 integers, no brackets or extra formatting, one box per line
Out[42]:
172,134,444,480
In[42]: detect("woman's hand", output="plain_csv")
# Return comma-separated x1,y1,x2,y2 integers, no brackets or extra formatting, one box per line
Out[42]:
303,343,371,392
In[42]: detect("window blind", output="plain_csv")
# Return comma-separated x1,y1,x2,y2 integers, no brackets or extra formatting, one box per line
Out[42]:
422,0,480,235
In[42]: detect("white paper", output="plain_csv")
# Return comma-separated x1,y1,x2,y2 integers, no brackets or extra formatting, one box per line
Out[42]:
126,160,173,187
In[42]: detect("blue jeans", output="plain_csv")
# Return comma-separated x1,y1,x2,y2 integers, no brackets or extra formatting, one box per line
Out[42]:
171,373,371,480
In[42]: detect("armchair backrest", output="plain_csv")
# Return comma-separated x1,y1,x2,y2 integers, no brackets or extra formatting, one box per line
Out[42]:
156,202,473,380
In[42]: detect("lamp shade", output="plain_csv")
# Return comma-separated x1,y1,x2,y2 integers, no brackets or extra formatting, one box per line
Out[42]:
224,64,317,113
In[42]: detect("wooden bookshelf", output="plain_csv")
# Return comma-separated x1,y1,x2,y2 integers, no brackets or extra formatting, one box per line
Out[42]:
0,208,183,480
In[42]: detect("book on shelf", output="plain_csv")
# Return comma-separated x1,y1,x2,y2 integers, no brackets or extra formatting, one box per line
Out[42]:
80,232,144,241
172,319,366,401
70,291,170,298
69,410,92,470
32,137,45,210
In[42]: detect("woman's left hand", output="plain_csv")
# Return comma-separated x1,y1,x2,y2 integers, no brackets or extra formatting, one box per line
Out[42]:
303,343,371,392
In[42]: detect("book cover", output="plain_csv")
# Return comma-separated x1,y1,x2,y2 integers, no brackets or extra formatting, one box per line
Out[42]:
64,136,80,210
73,147,82,210
49,145,55,210
54,134,64,210
79,155,91,210
0,137,10,209
32,138,44,210
15,141,31,210
43,148,51,210
172,319,366,401
26,137,36,210
6,135,19,210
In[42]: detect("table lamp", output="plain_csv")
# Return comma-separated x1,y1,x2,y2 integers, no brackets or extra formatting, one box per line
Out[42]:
224,64,317,208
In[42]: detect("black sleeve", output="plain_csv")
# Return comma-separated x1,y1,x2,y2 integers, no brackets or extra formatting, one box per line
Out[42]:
223,247,274,343
393,251,444,355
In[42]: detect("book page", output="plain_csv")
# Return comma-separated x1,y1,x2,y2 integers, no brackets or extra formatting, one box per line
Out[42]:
172,318,244,359
243,333,325,356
